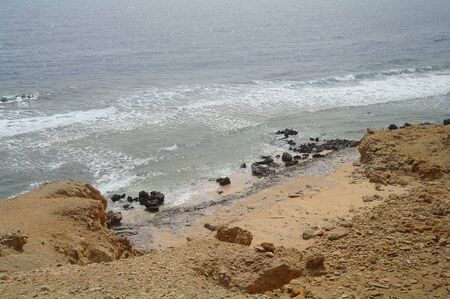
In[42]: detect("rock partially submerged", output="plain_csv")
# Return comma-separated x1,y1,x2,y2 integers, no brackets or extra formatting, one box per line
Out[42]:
138,191,165,212
291,139,359,154
276,128,298,138
251,163,275,178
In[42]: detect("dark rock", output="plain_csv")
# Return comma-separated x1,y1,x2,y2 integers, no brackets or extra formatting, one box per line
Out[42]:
388,124,398,130
106,211,122,228
150,191,165,205
286,139,296,146
276,128,298,138
444,119,450,126
291,139,359,154
251,163,275,177
110,193,126,202
281,152,292,162
309,138,315,141
275,154,281,158
138,191,150,203
285,160,298,167
145,205,159,213
240,163,247,168
312,153,325,158
122,204,134,210
315,137,319,142
138,190,165,211
400,122,412,128
216,177,231,186
254,157,274,165
293,155,302,160
126,196,134,203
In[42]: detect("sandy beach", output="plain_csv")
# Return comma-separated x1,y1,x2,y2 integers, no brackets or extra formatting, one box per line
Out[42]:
0,123,449,298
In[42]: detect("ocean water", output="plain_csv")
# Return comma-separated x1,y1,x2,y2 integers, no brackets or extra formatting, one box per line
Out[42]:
1,0,450,202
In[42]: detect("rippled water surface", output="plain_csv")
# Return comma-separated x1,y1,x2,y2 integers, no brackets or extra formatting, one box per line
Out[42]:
1,0,450,201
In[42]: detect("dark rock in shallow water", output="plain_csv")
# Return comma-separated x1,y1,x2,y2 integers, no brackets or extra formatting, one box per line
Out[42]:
388,124,398,130
444,119,450,126
216,177,231,186
126,196,135,203
110,193,125,202
240,163,247,168
138,190,165,212
138,191,150,202
251,163,275,177
276,128,298,138
150,191,165,205
400,123,412,128
312,153,325,158
284,160,298,167
286,139,296,146
292,139,359,154
281,152,292,162
122,204,134,210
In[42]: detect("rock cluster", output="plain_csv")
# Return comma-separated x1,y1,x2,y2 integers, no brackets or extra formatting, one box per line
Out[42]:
109,190,165,213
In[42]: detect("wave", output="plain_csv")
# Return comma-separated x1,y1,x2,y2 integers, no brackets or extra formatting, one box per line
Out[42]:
0,107,116,138
299,64,450,86
0,93,39,103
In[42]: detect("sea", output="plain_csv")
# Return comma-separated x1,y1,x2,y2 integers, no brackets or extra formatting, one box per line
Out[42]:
1,0,450,203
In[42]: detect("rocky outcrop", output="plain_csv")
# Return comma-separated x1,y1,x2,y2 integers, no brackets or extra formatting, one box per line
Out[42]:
359,125,449,185
0,181,136,271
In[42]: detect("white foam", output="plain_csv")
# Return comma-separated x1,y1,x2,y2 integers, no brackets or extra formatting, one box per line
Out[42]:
0,107,116,138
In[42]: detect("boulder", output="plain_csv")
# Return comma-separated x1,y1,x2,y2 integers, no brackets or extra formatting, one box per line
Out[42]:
282,152,293,162
388,124,398,130
138,191,150,204
444,119,450,126
251,163,275,178
150,191,165,205
216,177,231,186
216,226,253,246
240,163,247,168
